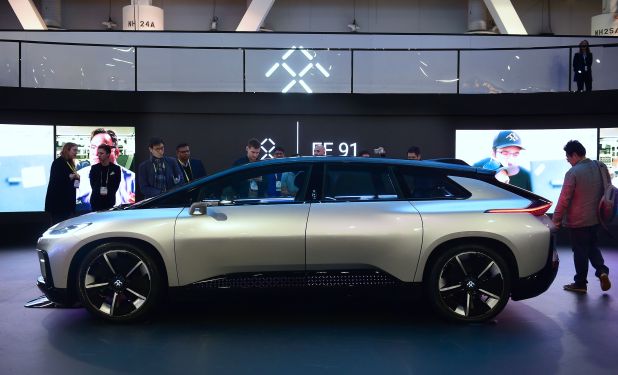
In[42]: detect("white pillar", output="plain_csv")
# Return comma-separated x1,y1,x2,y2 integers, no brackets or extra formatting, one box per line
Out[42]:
7,0,47,30
483,0,527,35
236,0,276,32
593,0,618,36
123,0,164,31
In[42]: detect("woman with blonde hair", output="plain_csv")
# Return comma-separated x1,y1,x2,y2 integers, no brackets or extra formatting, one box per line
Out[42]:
45,142,81,224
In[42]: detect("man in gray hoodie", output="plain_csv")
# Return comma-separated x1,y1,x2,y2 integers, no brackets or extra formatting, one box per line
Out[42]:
553,140,611,293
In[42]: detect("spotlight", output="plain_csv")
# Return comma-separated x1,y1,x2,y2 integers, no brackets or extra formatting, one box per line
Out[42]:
347,19,360,32
102,16,117,30
210,16,218,31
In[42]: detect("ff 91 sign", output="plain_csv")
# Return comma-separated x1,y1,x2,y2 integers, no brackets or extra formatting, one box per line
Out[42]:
311,142,357,156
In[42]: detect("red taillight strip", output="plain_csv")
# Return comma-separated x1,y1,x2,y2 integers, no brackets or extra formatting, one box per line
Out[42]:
485,202,553,216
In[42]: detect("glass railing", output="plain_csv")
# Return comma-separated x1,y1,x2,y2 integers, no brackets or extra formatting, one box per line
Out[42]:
1,39,617,93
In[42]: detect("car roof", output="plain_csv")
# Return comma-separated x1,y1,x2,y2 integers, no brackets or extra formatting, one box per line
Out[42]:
227,156,491,176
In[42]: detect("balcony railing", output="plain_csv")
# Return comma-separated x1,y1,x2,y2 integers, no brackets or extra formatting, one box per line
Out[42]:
1,39,617,94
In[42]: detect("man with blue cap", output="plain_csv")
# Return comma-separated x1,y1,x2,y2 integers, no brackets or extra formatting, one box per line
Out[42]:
474,130,532,190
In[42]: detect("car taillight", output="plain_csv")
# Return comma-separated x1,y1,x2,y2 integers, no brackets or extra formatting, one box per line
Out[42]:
485,201,553,216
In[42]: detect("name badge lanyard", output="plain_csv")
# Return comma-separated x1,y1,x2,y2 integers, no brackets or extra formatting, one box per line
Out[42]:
100,166,110,187
66,160,80,188
153,160,166,174
179,160,192,182
66,160,77,174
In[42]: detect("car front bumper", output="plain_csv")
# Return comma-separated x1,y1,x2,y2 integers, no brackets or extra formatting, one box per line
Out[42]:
36,249,75,306
36,275,73,306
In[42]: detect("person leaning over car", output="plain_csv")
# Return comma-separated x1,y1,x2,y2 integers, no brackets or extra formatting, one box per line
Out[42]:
232,138,265,199
89,144,121,211
553,140,611,294
138,137,184,199
233,138,261,166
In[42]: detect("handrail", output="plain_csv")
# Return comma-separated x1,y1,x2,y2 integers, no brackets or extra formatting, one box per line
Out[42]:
1,39,617,94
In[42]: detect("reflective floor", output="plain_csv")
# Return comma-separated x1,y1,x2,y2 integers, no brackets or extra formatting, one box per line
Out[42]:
1,246,617,375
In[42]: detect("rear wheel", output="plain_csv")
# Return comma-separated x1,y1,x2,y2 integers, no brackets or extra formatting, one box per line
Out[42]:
77,242,163,322
426,245,512,323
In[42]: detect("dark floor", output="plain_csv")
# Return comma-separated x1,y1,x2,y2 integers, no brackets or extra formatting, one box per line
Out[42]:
1,246,617,375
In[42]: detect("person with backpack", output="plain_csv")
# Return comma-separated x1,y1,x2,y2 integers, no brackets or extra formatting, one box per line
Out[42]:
553,140,611,293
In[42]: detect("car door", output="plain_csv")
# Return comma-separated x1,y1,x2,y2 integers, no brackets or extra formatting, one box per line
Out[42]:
305,162,423,282
174,162,312,285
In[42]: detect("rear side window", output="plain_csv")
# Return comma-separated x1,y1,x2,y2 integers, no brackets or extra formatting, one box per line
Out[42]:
397,167,470,200
323,164,398,201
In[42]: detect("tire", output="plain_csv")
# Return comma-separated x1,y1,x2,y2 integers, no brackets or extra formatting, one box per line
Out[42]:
77,242,163,322
426,244,512,323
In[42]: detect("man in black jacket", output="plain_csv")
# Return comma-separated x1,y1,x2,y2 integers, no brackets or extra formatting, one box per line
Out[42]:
176,143,207,182
89,144,121,211
138,137,184,199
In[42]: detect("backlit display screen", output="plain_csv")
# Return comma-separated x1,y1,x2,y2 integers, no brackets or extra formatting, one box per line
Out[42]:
56,126,136,212
0,124,54,212
456,129,598,213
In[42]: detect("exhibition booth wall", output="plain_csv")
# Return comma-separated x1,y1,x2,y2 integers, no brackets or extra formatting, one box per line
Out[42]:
0,31,617,244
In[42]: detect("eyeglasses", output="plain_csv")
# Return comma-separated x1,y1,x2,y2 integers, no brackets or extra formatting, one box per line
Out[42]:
498,151,520,157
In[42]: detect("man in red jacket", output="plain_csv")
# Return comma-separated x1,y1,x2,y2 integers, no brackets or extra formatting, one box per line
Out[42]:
553,140,611,293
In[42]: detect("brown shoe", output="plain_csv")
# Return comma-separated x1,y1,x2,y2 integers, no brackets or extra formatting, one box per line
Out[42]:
563,283,588,293
563,283,587,293
600,274,611,292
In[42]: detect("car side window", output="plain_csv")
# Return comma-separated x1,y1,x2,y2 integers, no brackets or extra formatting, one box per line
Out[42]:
397,167,470,200
323,164,398,201
197,164,310,205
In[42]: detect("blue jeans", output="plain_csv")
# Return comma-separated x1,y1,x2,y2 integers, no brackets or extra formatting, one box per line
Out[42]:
570,225,609,286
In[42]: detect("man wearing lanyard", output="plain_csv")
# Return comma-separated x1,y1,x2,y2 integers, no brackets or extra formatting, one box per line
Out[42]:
138,137,184,199
89,144,121,211
176,143,207,183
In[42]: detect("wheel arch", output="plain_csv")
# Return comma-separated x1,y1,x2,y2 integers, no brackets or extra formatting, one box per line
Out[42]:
65,237,169,304
421,236,519,285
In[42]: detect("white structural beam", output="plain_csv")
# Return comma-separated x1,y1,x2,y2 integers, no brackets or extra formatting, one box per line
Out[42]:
236,0,276,32
483,0,527,35
8,0,47,30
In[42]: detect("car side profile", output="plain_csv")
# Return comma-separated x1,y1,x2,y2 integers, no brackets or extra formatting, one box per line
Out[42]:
35,157,558,323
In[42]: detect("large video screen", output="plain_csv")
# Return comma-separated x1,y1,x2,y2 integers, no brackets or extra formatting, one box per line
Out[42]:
600,128,618,188
56,126,136,212
0,124,54,212
456,129,598,212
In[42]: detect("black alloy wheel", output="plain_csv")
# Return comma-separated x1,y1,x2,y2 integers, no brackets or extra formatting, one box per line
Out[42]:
427,245,511,323
77,242,162,322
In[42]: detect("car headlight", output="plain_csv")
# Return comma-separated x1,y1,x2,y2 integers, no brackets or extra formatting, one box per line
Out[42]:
49,223,92,235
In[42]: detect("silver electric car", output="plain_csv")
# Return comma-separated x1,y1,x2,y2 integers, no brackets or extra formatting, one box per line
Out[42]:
35,157,558,323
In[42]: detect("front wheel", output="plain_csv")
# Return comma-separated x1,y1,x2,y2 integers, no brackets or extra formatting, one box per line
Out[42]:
426,245,512,323
77,242,163,322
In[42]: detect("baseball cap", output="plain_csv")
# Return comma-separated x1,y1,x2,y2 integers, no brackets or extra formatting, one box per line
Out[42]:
493,130,525,149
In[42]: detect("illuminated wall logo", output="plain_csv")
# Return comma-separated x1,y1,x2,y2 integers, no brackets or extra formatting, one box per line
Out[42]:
260,138,276,160
265,46,331,93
